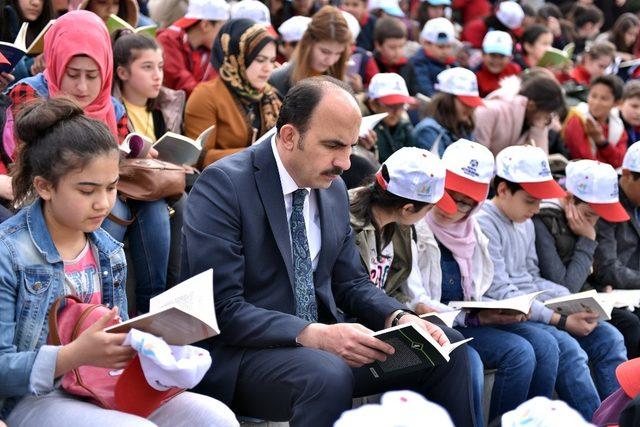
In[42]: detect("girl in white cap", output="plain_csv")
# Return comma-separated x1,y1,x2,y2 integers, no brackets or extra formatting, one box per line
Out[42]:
410,139,545,423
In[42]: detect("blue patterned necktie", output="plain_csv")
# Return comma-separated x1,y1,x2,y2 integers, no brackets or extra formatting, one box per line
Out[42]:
290,189,318,322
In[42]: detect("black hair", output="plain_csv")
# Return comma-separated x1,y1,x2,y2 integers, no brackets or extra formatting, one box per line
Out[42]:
275,76,353,136
12,98,119,206
425,92,475,138
571,4,604,29
631,171,640,181
623,80,640,100
590,75,624,101
7,0,55,46
350,165,428,248
492,176,523,194
374,16,407,45
537,3,562,20
521,3,535,18
609,13,640,53
519,75,565,114
521,24,552,57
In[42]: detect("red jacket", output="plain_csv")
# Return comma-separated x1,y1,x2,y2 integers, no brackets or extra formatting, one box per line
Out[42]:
461,19,487,49
156,26,212,97
569,66,591,86
453,0,491,25
563,115,628,168
475,62,522,97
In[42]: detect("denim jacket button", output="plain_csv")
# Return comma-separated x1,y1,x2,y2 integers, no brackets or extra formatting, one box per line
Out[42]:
103,271,108,277
33,281,42,291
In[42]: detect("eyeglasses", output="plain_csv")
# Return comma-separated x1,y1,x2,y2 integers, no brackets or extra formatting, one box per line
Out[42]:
452,195,477,213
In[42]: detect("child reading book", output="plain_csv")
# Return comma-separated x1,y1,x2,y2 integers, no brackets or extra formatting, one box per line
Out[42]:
533,160,639,359
568,41,616,86
563,75,628,168
0,97,237,426
477,145,627,421
475,30,521,97
410,139,553,423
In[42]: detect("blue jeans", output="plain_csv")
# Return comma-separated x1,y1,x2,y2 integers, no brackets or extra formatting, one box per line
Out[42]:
102,198,170,313
458,325,537,422
467,346,484,427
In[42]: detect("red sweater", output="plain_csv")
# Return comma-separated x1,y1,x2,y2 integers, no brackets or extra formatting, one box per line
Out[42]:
569,66,591,86
563,115,628,168
475,62,522,97
461,19,487,49
452,0,491,25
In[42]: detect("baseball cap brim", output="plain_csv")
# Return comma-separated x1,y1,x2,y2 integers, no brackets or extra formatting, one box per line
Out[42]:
173,17,200,29
483,46,511,56
435,190,457,214
589,201,630,223
520,180,566,199
115,356,182,417
377,94,416,105
381,6,404,17
457,95,484,108
617,358,640,398
445,171,489,202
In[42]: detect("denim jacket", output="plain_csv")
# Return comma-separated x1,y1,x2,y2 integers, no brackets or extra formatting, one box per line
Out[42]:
0,199,128,417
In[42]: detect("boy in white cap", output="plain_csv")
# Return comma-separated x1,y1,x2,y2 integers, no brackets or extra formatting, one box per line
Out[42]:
365,73,416,162
461,1,524,49
411,140,550,423
477,145,627,421
407,17,457,97
475,30,521,97
416,0,450,23
594,143,640,295
156,0,229,97
534,160,638,359
277,16,311,62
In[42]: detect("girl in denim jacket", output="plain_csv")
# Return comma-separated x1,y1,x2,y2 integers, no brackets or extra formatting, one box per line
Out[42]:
0,98,238,427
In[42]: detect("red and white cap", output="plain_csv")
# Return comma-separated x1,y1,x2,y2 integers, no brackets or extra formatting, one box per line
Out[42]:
622,141,640,173
495,1,524,30
566,160,629,223
435,67,484,108
376,147,456,213
174,0,230,29
278,16,311,43
495,145,566,199
442,139,495,202
231,0,271,26
368,73,415,105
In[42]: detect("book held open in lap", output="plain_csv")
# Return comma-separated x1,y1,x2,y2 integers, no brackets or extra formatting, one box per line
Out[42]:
106,269,219,345
366,323,472,379
544,290,613,321
0,20,54,73
447,291,545,316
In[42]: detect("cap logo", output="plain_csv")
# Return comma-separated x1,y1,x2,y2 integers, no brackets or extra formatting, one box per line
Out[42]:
611,183,619,198
539,160,551,177
461,159,480,178
577,181,588,193
416,181,433,197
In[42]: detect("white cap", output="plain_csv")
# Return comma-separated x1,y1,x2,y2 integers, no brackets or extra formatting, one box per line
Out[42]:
368,73,415,105
183,0,230,22
442,139,495,202
482,30,513,56
496,1,524,30
496,145,566,199
435,67,483,107
341,10,361,42
502,397,594,427
622,141,640,172
422,0,451,5
420,17,456,44
566,160,629,222
335,391,454,427
230,0,270,26
367,0,404,17
278,16,311,42
376,147,456,212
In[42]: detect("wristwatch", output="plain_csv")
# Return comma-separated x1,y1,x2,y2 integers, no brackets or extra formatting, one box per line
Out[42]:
391,310,414,327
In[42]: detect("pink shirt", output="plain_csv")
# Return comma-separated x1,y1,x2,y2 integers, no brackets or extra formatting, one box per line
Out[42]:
63,241,102,304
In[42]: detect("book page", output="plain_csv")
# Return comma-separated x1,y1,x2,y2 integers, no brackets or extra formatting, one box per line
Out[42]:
26,20,54,55
544,290,612,320
448,291,545,315
359,113,388,137
420,310,461,328
195,124,216,148
149,269,218,330
602,290,640,309
443,338,473,356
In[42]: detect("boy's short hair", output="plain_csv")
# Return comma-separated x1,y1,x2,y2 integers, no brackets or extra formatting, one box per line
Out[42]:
374,16,407,45
584,41,616,61
590,75,624,101
492,176,523,194
572,4,604,28
623,80,640,101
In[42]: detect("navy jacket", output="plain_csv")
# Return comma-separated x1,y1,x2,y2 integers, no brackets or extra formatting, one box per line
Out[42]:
181,137,404,404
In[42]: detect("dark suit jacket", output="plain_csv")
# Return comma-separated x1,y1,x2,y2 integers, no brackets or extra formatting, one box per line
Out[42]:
181,138,404,405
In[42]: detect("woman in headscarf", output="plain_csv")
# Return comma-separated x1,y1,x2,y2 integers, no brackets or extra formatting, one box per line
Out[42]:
184,18,280,168
7,10,174,315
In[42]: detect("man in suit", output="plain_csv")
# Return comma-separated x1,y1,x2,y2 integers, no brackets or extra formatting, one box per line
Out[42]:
182,76,475,427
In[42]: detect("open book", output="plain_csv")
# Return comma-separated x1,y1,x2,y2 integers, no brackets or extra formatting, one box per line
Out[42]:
537,43,575,68
359,113,388,137
544,290,613,321
448,291,545,315
0,20,54,73
105,269,219,345
419,310,461,328
601,290,640,309
367,323,471,379
107,14,157,37
121,125,215,165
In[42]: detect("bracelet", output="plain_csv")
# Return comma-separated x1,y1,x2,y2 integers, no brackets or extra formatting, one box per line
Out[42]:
557,314,568,330
391,310,413,327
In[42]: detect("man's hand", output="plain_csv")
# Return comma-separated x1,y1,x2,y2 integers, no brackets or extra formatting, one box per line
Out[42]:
397,314,450,346
414,303,437,315
358,129,377,151
296,323,395,368
477,309,526,325
564,312,600,337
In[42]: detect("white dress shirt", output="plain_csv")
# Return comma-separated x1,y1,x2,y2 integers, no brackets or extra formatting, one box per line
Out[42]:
271,136,322,270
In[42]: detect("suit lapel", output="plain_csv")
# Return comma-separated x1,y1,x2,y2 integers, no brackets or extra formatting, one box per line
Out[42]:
253,139,295,288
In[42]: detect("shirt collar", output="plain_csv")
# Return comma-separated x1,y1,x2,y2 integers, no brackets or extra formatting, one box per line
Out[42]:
270,135,310,197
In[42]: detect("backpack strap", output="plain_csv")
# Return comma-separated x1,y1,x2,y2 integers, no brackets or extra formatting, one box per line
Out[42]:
48,295,83,346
